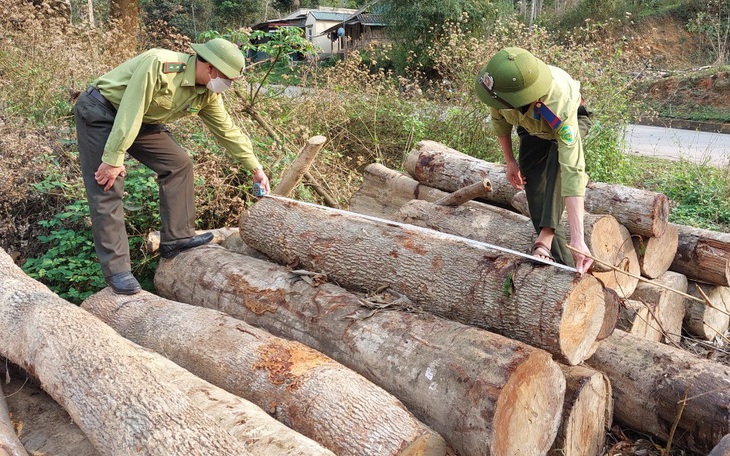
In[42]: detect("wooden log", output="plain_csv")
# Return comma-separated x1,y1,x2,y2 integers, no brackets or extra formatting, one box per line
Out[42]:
403,140,670,237
3,363,97,456
617,298,664,342
240,196,606,365
549,365,612,456
0,366,28,456
127,335,335,456
586,330,730,455
629,270,688,345
584,214,640,298
273,135,327,197
0,249,250,456
709,434,730,456
632,224,679,279
433,178,492,206
684,282,730,340
154,244,567,456
81,290,446,456
396,198,637,297
146,227,239,253
348,163,449,218
671,223,730,286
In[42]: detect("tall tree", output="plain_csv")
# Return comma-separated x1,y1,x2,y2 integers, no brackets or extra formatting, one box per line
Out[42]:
110,0,139,54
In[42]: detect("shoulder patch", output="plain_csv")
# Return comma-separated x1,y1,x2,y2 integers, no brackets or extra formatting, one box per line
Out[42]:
558,124,576,145
163,62,187,73
534,101,563,129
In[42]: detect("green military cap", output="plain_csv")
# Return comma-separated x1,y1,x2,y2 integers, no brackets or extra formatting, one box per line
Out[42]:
475,47,553,109
191,38,245,80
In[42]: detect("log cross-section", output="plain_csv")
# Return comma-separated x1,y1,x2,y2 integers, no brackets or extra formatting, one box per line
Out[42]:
240,196,606,365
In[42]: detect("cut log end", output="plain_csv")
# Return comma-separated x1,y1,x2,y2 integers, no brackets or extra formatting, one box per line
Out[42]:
398,433,448,456
492,351,566,455
559,274,606,365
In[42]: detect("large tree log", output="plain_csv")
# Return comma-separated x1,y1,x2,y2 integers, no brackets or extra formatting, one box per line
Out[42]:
632,224,679,279
0,249,251,456
154,244,566,456
586,330,730,454
684,282,730,340
397,198,638,298
240,196,606,365
81,290,445,456
629,270,687,345
671,223,730,286
0,366,28,456
2,362,96,456
403,140,670,237
549,365,612,456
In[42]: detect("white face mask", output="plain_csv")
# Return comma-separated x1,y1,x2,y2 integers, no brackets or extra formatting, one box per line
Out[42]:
207,76,232,93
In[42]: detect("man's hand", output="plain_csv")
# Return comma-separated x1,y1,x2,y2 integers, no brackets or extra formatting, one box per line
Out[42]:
505,159,525,190
568,239,593,274
95,162,126,191
252,167,270,198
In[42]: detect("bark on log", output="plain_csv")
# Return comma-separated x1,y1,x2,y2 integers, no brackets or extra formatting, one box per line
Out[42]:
81,290,445,456
0,369,28,456
154,244,566,456
433,178,492,206
273,136,327,197
348,163,449,218
617,299,664,342
0,249,250,456
2,363,97,456
632,224,679,279
403,140,670,237
629,270,688,345
146,228,239,253
124,329,335,456
671,223,730,286
709,434,730,456
584,214,640,298
684,282,730,340
549,365,612,456
586,330,730,455
240,196,606,365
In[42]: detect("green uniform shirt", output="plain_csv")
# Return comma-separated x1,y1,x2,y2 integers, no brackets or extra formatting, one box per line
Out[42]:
489,65,588,197
93,49,261,171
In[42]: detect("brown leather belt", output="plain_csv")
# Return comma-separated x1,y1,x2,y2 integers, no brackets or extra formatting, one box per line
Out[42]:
86,86,116,113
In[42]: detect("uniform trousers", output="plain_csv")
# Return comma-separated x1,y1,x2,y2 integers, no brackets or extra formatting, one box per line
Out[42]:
517,109,592,267
74,91,196,278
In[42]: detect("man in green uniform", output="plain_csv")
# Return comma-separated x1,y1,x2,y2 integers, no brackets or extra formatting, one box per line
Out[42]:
475,47,593,273
75,38,270,294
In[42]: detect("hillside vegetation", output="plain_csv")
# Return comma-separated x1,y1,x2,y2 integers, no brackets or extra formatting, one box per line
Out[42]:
0,0,728,303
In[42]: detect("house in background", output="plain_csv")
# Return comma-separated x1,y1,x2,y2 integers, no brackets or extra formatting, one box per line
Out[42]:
251,7,387,60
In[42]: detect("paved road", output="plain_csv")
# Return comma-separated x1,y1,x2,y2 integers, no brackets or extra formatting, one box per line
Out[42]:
623,124,730,167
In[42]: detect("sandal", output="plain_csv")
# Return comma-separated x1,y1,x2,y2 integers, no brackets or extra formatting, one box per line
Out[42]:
531,241,555,262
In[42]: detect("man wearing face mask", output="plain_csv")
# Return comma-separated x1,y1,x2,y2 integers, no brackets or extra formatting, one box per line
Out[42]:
74,38,270,295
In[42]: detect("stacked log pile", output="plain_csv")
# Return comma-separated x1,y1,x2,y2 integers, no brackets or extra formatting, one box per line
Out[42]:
3,137,730,455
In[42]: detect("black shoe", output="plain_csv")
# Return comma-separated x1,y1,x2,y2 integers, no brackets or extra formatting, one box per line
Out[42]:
159,232,214,259
105,271,142,295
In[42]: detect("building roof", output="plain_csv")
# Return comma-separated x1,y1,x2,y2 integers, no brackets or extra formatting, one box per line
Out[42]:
309,11,355,22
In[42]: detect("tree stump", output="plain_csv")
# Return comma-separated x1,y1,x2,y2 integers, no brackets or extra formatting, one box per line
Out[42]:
154,244,567,456
240,196,606,365
586,330,730,455
81,290,446,456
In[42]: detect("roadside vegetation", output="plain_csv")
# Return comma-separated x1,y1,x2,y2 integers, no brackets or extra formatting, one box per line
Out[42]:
1,0,729,306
